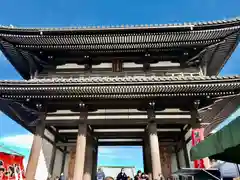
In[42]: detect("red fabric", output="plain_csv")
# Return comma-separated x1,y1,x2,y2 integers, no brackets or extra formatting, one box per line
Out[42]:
192,128,205,168
0,152,25,180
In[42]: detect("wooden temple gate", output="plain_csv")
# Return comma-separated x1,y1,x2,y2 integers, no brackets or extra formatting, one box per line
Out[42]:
0,18,239,180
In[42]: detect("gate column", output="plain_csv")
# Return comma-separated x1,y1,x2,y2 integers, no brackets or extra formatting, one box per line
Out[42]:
73,110,88,180
26,112,46,180
144,133,153,180
83,134,93,180
148,122,162,180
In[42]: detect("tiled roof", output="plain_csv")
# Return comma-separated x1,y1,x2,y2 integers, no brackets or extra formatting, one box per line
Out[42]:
0,75,239,100
0,18,239,79
0,17,239,31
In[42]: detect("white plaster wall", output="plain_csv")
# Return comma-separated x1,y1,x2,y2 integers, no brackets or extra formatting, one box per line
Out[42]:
53,149,63,177
64,153,70,179
177,149,186,168
45,129,55,142
184,129,192,141
171,153,178,173
186,140,194,168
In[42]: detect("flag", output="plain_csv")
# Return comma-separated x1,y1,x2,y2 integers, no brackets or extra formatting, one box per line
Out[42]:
192,128,205,168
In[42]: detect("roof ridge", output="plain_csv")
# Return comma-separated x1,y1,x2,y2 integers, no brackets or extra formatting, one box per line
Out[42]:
0,17,240,30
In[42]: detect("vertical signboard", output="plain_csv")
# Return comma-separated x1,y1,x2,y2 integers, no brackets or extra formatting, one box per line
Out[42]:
191,128,205,168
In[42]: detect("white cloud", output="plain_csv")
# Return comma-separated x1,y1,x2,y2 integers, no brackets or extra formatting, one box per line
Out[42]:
99,147,115,154
0,133,33,149
98,153,121,159
98,146,136,160
98,147,118,160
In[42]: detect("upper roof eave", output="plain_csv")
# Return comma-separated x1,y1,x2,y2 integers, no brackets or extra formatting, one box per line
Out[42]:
0,18,239,80
0,18,240,35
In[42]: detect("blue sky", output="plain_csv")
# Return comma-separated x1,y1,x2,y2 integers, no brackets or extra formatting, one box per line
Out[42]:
0,0,240,175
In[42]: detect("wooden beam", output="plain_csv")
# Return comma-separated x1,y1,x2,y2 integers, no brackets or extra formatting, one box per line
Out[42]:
44,118,190,126
46,126,66,143
47,111,190,117
56,141,177,147
43,98,196,110
62,131,181,140
56,124,184,130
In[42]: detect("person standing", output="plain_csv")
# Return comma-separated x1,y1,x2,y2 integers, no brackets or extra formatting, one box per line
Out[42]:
116,168,128,180
59,173,65,180
96,168,106,180
141,172,149,180
134,170,142,180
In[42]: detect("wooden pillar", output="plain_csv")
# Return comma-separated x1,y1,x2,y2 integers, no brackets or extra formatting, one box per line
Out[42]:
83,135,93,180
25,114,45,180
183,143,190,168
73,111,88,180
92,140,98,180
181,129,190,168
143,133,152,180
148,122,162,180
49,138,57,176
175,146,180,170
61,147,67,174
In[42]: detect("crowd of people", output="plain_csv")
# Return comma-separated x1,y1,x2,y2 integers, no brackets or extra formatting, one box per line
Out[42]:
97,168,149,180
49,167,149,180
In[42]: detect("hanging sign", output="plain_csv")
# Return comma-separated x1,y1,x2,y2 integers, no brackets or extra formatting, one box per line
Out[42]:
191,128,205,168
0,152,25,180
